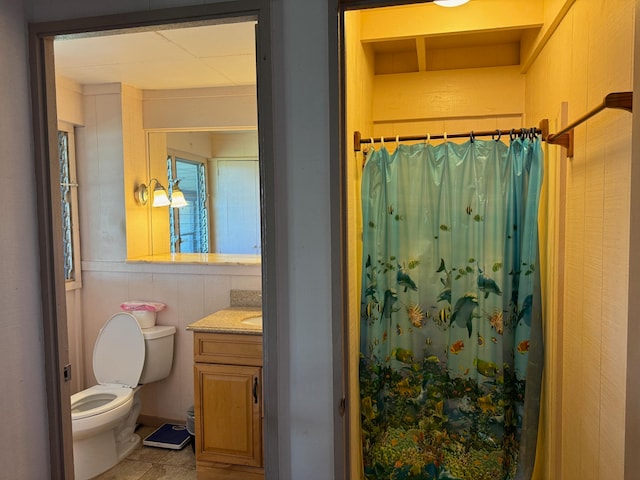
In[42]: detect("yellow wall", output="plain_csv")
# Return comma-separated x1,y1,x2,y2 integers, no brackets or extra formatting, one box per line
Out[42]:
147,132,171,255
122,84,152,259
345,9,375,479
347,0,635,478
525,1,634,478
371,65,525,139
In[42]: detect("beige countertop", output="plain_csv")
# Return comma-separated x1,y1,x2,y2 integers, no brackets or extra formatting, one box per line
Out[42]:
187,307,262,335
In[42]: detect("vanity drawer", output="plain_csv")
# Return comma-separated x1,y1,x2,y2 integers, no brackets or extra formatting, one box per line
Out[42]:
194,332,263,366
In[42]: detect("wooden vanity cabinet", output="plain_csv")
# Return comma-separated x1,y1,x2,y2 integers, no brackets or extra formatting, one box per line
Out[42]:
193,332,263,480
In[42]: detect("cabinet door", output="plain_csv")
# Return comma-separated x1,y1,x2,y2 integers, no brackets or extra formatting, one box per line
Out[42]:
195,363,262,467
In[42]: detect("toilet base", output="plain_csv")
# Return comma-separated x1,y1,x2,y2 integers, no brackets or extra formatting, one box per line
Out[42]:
72,388,143,479
73,431,141,480
118,432,141,462
73,428,119,480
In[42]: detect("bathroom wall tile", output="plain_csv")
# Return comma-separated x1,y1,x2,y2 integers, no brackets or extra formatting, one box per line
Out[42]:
170,354,195,417
126,272,155,302
146,376,183,421
81,270,130,385
177,276,206,324
150,274,180,322
141,377,179,420
230,274,262,292
203,275,233,314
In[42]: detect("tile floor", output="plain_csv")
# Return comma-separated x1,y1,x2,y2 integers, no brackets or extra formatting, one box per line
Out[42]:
92,425,196,480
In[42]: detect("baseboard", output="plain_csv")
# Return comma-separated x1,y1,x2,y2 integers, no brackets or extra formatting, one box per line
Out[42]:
196,462,264,480
138,414,185,428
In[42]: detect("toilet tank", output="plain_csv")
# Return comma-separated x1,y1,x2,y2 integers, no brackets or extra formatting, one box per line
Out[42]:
139,325,176,384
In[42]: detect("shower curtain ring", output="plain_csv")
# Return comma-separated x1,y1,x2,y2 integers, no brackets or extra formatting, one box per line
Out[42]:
492,129,501,142
470,131,475,143
509,129,516,141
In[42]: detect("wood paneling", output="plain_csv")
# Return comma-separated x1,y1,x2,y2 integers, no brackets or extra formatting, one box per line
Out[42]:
525,0,634,478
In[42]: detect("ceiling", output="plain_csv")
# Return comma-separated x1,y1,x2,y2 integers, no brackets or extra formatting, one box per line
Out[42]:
54,21,257,90
54,13,538,90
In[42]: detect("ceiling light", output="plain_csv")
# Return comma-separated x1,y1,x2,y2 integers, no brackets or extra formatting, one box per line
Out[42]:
434,0,470,6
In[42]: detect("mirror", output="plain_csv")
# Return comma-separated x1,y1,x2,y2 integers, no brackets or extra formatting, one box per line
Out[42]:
49,19,267,266
53,19,262,265
143,130,261,262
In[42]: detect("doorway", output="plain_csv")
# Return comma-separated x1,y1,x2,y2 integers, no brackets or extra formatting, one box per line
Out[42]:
29,3,277,479
339,1,565,478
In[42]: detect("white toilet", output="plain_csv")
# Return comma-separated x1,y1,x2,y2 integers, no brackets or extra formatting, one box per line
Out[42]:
70,312,176,480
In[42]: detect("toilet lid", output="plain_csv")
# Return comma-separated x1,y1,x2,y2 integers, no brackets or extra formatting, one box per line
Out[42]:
93,312,145,388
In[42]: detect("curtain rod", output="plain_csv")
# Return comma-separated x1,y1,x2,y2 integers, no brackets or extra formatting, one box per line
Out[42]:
354,91,633,158
354,128,541,152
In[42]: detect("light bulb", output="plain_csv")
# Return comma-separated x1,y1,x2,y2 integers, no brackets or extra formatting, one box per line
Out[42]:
170,181,188,208
152,184,170,207
434,0,470,7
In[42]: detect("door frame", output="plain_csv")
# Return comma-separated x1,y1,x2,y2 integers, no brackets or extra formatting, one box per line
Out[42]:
28,2,277,478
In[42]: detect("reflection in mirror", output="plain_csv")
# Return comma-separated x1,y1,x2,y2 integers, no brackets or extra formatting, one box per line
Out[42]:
145,130,260,260
168,154,209,253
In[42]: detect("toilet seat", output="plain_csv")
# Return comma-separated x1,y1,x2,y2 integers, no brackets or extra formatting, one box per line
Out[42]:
71,312,145,421
93,312,145,388
71,384,133,420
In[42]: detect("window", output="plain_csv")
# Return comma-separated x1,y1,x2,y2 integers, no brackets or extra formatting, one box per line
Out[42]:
58,123,81,289
168,155,210,253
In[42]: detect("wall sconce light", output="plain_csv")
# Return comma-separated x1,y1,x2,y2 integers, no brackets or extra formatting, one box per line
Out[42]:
434,0,470,6
135,178,169,207
135,178,187,208
170,180,188,208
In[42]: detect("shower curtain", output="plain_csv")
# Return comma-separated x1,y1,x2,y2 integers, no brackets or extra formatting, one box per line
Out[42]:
359,135,543,480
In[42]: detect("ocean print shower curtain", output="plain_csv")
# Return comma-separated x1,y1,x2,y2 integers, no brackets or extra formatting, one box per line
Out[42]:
360,135,543,480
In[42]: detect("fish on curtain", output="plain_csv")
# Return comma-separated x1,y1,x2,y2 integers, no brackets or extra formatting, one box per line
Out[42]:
359,134,543,480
